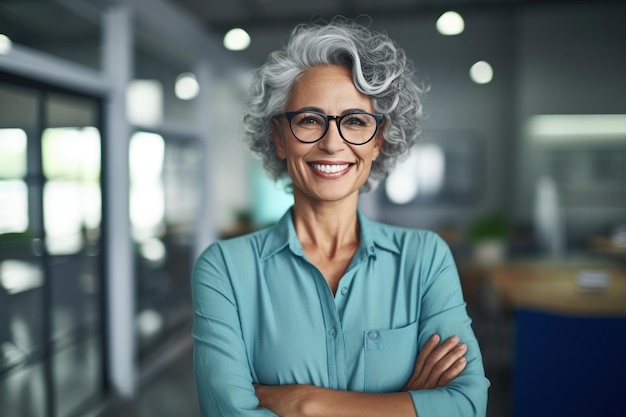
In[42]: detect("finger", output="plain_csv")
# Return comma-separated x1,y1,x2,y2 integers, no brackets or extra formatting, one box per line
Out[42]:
417,336,461,389
414,333,440,375
403,334,440,391
437,356,467,387
426,342,467,387
424,342,467,388
418,335,459,381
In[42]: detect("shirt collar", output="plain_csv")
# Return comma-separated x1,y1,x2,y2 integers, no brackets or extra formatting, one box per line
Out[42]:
259,206,401,262
260,207,303,261
357,209,402,256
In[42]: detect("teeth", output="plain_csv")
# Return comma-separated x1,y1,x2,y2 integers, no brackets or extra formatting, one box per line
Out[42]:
311,163,350,173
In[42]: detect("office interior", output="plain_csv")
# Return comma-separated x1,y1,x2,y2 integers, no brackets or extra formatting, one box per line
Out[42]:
0,0,625,416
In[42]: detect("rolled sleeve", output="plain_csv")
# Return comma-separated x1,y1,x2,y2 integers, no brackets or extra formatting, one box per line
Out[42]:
192,243,277,417
409,381,488,417
408,234,490,417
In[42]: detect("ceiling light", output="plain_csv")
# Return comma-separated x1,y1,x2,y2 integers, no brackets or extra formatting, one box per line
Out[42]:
0,34,12,54
436,11,464,36
470,61,493,84
175,72,199,100
126,80,163,126
527,114,626,138
223,28,251,51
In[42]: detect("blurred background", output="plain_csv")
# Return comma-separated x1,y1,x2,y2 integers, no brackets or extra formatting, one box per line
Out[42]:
1,0,625,416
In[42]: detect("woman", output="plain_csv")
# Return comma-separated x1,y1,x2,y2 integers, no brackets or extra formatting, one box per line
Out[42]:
192,17,489,417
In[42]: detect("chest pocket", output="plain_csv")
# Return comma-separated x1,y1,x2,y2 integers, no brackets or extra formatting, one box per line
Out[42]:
363,321,419,392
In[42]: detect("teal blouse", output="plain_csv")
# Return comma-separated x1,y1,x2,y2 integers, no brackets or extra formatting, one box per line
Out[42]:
192,208,489,416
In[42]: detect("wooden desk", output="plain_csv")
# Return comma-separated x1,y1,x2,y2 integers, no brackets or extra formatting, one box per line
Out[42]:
590,235,626,258
488,260,626,316
483,260,626,417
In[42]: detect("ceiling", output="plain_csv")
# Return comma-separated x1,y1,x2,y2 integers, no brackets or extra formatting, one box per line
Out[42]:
0,0,616,71
171,0,595,33
169,0,612,67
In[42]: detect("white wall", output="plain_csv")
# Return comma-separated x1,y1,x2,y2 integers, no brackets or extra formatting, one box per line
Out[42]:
364,4,626,243
364,10,518,231
515,2,626,243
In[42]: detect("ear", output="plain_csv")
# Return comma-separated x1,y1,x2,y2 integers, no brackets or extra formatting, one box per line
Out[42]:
371,131,384,161
272,118,287,160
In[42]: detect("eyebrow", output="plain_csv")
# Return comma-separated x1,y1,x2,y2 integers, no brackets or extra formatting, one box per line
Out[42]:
292,107,371,115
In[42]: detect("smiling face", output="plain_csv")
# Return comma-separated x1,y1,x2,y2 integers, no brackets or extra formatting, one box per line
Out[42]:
273,65,383,207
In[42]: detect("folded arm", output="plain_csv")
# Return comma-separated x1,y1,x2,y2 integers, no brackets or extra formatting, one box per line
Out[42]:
192,235,489,417
254,234,490,417
255,333,468,417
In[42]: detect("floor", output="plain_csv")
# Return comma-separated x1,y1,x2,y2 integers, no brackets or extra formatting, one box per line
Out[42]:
98,337,201,417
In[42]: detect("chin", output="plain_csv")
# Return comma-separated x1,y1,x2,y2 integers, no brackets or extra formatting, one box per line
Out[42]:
310,188,360,203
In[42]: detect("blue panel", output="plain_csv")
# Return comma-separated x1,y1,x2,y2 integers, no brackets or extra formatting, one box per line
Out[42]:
513,309,626,417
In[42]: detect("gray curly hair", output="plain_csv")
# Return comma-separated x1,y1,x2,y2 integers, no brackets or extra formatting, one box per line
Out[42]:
242,16,426,192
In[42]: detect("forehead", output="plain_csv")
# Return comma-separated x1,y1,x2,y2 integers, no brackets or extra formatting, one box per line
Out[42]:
286,65,372,111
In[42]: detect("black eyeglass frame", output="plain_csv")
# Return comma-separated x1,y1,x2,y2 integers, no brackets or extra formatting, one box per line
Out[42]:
277,110,384,145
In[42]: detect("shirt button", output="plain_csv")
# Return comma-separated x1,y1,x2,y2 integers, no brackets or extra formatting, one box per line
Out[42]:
329,328,337,338
368,330,379,340
340,287,348,296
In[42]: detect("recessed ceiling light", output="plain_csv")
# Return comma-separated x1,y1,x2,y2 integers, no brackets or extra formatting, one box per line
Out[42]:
436,11,465,36
0,34,12,54
223,28,251,51
470,61,493,84
175,72,199,100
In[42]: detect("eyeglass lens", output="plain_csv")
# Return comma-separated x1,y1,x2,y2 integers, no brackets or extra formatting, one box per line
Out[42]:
289,112,378,144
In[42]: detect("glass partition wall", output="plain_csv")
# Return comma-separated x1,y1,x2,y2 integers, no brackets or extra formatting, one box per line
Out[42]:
130,131,201,360
0,75,105,417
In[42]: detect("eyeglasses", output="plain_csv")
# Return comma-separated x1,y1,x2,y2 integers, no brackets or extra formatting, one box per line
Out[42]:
277,110,384,145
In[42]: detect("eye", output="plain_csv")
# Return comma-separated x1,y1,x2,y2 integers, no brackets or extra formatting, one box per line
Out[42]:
342,113,371,128
293,112,325,127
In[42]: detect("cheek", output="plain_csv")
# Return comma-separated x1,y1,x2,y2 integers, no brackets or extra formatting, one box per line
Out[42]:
283,141,312,162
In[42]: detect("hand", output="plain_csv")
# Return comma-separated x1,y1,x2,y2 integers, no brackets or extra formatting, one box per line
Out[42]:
402,334,467,391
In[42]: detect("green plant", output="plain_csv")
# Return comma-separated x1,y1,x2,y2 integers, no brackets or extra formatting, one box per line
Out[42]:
467,213,508,244
0,231,34,251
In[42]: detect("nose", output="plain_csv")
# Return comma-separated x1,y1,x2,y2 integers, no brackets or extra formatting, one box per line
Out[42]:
317,118,345,153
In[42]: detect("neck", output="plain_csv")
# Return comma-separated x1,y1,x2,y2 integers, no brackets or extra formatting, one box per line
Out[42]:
291,196,360,256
